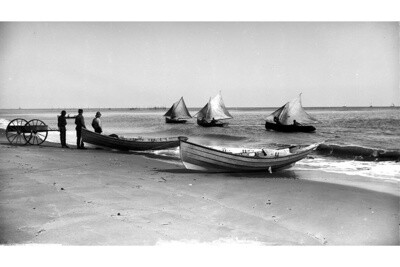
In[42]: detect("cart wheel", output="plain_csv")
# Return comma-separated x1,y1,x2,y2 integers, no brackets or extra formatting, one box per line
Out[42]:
5,118,30,145
25,119,48,145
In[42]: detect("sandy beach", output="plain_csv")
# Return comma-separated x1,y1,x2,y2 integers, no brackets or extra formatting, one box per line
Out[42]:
0,130,398,245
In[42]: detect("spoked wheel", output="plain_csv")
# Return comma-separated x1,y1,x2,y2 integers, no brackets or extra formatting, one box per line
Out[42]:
5,118,30,145
25,119,48,145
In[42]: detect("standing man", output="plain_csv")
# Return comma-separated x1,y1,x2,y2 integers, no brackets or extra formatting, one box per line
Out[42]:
57,110,70,148
75,109,86,149
92,111,103,134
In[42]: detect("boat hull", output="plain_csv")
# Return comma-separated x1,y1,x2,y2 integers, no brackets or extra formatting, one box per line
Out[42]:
82,128,187,151
196,119,227,127
165,117,187,124
265,121,316,133
179,140,317,172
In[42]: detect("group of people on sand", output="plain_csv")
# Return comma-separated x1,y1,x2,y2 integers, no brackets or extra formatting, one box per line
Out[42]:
57,109,102,149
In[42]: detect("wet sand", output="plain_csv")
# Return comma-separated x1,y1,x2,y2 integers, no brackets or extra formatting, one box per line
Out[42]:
0,130,398,245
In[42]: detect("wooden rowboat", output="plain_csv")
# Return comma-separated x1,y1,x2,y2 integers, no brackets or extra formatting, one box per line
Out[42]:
82,128,187,151
179,139,318,172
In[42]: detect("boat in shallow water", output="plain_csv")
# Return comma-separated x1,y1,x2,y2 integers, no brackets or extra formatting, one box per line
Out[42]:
165,117,187,123
164,97,192,123
264,121,316,133
179,139,318,172
265,93,318,133
196,118,226,127
195,92,233,127
82,128,187,151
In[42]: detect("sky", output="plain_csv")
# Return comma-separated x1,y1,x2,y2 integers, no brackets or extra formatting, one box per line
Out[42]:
0,22,398,109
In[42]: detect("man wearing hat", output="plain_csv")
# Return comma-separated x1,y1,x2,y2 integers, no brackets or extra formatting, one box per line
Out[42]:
92,111,103,134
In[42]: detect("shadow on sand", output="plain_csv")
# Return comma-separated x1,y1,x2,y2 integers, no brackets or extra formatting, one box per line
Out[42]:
156,168,300,179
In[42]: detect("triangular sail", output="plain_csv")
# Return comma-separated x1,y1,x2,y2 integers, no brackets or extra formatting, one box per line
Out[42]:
164,97,192,119
194,102,209,119
172,97,192,119
164,103,177,117
266,94,317,125
195,92,233,121
206,92,233,120
265,105,285,122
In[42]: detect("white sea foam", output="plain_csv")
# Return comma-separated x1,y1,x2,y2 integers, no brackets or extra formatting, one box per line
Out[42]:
0,118,10,129
46,131,76,145
152,147,180,157
294,157,400,182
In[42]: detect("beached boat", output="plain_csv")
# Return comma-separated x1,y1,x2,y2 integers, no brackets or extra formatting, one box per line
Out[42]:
179,139,318,172
195,92,233,127
81,128,187,151
164,97,192,123
265,94,317,133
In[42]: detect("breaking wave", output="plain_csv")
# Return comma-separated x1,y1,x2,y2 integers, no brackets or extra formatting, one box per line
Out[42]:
316,143,400,162
294,157,400,182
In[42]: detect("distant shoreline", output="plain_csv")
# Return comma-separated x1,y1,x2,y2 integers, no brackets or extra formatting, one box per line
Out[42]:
0,106,399,111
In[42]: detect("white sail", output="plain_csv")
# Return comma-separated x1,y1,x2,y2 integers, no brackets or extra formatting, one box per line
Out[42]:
195,92,233,121
164,97,192,119
266,94,317,125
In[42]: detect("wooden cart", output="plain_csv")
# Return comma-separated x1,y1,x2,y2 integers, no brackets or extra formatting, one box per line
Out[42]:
5,118,59,145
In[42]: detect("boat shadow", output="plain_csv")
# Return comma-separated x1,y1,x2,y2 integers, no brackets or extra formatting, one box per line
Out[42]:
157,168,300,179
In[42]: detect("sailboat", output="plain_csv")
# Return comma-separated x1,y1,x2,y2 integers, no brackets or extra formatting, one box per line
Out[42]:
195,92,233,127
265,93,317,133
164,97,192,123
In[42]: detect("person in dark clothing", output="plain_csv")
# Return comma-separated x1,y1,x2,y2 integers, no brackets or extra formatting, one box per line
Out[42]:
75,109,86,149
92,111,102,134
57,110,70,148
273,116,281,125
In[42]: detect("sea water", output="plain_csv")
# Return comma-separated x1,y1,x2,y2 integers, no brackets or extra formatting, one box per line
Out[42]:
1,107,399,182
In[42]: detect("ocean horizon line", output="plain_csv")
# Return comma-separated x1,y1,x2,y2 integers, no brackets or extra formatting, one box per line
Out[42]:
0,106,398,111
